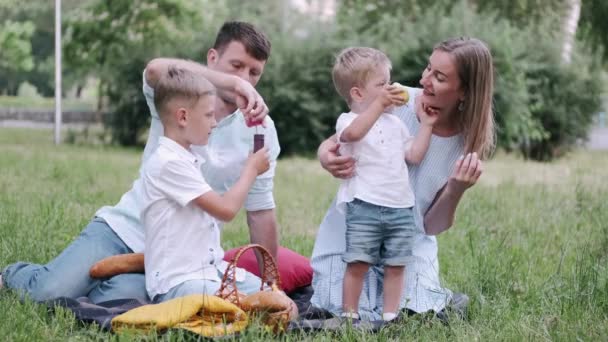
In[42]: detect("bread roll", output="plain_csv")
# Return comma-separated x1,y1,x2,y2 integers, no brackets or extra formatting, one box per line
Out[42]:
89,253,145,279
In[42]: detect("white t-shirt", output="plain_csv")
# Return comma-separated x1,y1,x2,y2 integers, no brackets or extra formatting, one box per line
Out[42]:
335,111,415,209
141,137,240,299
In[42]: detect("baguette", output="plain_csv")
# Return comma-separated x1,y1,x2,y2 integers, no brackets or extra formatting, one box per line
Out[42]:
89,253,145,279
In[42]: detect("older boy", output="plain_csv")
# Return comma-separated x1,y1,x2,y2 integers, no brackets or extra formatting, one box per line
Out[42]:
142,66,269,301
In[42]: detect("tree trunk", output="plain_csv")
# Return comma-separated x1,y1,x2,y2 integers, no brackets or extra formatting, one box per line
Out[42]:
561,0,581,64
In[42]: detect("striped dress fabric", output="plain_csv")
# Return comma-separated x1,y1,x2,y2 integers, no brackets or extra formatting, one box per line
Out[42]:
310,87,465,319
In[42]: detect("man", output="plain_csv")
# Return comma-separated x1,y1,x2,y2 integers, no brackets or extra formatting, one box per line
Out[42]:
143,21,280,263
2,21,280,303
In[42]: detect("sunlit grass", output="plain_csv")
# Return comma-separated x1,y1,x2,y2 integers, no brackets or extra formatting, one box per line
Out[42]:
1,128,607,340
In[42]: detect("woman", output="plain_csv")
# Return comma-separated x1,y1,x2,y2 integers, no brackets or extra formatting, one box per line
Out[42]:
311,37,495,321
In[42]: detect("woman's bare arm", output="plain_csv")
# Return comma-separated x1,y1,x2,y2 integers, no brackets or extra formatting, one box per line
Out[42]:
424,152,483,235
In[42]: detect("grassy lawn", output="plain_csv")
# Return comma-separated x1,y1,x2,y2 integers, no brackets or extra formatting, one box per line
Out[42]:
1,128,607,341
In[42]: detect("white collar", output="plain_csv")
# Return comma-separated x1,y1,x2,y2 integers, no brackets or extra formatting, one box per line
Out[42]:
158,136,199,164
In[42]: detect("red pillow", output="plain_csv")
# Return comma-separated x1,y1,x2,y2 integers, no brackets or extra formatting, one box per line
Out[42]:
223,246,313,294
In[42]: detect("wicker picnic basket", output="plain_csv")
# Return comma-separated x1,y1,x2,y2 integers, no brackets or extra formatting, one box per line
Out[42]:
216,244,298,333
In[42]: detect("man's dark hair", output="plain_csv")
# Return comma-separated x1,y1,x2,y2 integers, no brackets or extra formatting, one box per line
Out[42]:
212,21,271,61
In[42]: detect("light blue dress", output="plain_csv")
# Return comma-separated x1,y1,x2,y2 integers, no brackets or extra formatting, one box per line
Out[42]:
310,87,465,320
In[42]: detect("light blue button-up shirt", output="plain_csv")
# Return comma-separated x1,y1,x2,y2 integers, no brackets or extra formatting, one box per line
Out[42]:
96,71,280,253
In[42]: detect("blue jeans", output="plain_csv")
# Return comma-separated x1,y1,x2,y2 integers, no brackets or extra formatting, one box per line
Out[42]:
344,199,416,266
2,217,148,304
153,271,263,303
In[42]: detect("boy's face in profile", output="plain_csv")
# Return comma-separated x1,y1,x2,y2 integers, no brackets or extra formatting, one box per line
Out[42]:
356,65,391,109
184,96,217,146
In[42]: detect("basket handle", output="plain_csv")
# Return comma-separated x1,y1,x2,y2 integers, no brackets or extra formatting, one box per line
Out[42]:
216,244,282,306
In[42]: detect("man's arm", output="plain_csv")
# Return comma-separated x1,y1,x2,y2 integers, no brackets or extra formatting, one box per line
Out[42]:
424,152,483,235
246,209,279,261
145,58,267,119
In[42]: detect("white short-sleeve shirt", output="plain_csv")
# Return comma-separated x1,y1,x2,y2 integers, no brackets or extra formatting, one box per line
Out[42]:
335,111,415,209
142,137,237,299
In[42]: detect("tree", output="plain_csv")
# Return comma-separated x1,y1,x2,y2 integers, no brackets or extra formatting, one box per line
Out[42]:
560,0,581,64
0,20,35,95
579,0,608,64
63,0,206,145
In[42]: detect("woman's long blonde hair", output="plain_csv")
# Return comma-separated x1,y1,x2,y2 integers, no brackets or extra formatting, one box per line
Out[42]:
435,37,495,159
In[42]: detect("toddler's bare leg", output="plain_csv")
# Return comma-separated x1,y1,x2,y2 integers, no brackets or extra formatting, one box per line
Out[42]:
383,265,405,315
342,261,370,316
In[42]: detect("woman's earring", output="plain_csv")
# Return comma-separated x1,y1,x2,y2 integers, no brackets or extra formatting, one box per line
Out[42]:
458,100,465,112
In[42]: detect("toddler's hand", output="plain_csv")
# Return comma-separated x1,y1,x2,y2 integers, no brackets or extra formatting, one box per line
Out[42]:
376,84,408,109
415,95,439,127
246,147,270,175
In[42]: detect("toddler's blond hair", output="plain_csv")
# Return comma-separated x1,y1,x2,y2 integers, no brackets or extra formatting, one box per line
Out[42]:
332,47,391,105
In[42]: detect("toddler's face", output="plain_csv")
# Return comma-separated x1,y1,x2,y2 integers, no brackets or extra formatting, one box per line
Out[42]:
186,96,217,146
359,65,391,109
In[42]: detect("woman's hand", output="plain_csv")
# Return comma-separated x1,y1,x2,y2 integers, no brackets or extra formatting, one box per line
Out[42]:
318,137,355,179
446,152,483,195
423,152,482,235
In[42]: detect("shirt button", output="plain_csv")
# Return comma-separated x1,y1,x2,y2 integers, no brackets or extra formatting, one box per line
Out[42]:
209,248,214,252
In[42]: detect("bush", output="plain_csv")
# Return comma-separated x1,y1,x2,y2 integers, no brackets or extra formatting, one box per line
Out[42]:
103,57,150,147
258,1,604,159
95,1,605,161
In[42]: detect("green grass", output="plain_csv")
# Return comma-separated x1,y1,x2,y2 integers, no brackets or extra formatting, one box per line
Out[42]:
1,127,607,341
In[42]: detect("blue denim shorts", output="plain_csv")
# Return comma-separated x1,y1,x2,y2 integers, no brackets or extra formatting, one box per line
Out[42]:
343,198,416,266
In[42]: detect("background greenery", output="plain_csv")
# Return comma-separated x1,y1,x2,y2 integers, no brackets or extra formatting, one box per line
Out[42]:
1,0,607,160
1,128,607,340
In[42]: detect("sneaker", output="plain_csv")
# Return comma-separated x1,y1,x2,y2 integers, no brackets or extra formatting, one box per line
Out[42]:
436,292,469,324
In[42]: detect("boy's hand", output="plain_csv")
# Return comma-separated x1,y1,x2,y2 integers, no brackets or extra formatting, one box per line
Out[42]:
246,146,271,175
415,95,439,127
375,84,408,109
233,78,269,127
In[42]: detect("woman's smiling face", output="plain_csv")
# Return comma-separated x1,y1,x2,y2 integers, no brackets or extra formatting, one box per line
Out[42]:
419,50,465,120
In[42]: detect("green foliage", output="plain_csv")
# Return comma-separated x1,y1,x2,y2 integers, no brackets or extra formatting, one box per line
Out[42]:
255,1,603,159
63,0,206,145
522,51,604,160
13,0,599,159
0,20,35,94
579,0,608,63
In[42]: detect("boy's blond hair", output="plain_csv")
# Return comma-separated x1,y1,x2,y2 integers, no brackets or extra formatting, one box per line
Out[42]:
332,47,392,105
154,65,215,122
